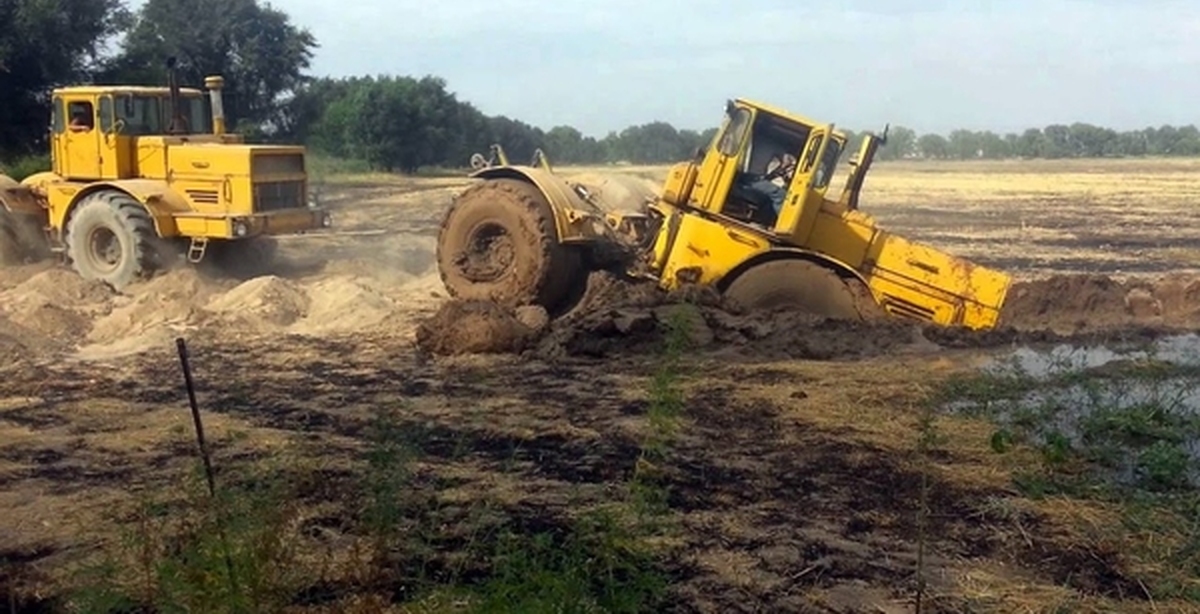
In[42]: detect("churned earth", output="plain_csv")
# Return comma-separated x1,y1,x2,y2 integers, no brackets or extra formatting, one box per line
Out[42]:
3,160,1200,613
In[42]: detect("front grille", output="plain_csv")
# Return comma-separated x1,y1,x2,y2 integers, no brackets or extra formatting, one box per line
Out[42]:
253,180,304,212
253,153,305,176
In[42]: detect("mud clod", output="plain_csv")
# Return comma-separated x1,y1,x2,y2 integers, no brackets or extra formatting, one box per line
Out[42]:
415,300,540,355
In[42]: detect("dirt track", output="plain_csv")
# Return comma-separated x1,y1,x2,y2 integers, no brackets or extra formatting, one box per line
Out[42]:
3,166,1200,612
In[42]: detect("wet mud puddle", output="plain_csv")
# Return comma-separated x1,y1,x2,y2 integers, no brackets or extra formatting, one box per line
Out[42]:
946,333,1200,487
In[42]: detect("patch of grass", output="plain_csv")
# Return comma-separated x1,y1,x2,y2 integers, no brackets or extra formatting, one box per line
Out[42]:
938,342,1200,602
67,458,308,613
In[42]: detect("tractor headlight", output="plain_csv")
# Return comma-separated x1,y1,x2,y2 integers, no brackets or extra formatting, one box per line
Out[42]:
233,219,249,237
321,211,333,228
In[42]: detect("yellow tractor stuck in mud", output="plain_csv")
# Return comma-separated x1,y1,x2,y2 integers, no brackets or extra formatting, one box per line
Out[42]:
437,98,1012,330
0,58,331,290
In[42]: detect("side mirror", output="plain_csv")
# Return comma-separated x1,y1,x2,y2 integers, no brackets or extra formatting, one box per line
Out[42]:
724,99,736,116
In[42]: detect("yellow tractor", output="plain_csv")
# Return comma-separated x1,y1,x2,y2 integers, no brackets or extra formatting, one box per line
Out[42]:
437,98,1011,329
0,58,331,289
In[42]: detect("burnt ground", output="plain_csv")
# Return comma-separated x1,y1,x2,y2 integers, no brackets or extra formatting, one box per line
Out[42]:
5,162,1200,612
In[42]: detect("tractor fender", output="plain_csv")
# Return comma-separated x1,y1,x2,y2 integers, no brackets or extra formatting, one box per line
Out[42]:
717,247,881,304
62,179,190,238
468,166,608,244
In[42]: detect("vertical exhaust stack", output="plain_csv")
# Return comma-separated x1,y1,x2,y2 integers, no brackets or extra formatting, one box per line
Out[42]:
204,75,226,136
165,56,186,135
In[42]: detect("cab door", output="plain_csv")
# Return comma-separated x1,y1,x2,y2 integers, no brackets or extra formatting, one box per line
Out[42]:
687,102,754,213
773,124,836,243
62,98,103,180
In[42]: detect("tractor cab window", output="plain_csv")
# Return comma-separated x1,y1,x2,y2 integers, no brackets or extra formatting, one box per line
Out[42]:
723,114,810,228
717,107,752,157
804,135,843,191
178,96,212,134
67,101,95,132
116,96,163,135
114,95,211,136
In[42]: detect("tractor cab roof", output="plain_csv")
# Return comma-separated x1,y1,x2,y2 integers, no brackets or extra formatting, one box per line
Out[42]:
51,85,204,97
733,98,848,141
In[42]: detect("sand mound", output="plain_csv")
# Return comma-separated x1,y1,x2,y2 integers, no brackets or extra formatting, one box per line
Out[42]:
3,268,114,305
205,276,310,328
4,300,92,348
83,268,224,355
0,268,113,355
0,314,51,365
415,300,540,355
293,276,401,335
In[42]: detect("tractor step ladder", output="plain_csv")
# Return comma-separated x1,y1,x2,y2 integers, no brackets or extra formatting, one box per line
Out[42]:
187,237,209,263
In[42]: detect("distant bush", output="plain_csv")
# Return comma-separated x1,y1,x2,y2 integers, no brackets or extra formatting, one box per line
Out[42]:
0,154,51,181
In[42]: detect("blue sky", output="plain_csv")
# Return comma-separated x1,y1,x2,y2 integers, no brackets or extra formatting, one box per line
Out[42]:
191,0,1200,136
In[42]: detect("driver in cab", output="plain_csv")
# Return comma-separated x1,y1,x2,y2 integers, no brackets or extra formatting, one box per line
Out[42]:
743,151,796,220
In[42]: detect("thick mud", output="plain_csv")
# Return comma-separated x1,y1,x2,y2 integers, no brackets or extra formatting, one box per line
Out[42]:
416,270,1200,361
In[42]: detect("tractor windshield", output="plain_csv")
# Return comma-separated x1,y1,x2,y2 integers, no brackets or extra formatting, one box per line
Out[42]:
115,94,211,136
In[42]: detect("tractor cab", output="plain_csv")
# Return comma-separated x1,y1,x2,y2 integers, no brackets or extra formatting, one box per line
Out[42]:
49,60,239,183
680,99,886,246
50,86,220,181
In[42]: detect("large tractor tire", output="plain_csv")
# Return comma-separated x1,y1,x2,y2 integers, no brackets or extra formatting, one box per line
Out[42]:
723,259,882,321
437,178,584,315
65,190,164,290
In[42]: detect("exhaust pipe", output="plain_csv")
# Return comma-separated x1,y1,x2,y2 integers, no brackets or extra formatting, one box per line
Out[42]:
204,75,226,136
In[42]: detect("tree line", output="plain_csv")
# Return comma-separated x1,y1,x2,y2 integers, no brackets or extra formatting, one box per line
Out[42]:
3,0,1200,173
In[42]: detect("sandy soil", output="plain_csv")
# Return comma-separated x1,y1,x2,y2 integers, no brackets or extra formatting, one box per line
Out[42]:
2,161,1199,612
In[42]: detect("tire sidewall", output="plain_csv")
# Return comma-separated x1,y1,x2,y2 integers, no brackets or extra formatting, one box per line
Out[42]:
66,196,142,288
438,182,552,306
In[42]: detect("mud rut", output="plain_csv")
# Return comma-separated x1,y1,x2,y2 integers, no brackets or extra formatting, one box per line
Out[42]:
1,182,1195,610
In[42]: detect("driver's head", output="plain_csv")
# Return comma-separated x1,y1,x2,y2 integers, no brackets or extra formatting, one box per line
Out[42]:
778,154,797,181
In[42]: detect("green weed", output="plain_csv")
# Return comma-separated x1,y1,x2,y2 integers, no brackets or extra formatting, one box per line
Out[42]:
938,341,1200,601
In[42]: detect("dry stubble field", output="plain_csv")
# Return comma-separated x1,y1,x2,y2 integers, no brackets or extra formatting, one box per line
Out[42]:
4,157,1200,613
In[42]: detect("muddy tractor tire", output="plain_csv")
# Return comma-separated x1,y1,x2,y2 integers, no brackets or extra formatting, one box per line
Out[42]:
723,259,881,321
437,178,583,315
205,236,279,279
65,190,164,289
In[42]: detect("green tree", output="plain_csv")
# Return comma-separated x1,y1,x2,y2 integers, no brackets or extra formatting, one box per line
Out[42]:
877,126,916,160
104,0,317,134
0,0,130,156
918,133,949,159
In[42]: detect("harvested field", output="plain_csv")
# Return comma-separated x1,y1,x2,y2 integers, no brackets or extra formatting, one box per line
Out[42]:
4,158,1200,613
